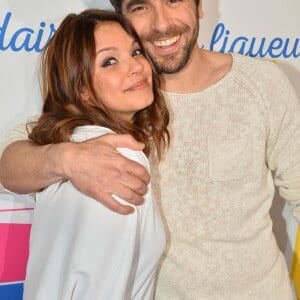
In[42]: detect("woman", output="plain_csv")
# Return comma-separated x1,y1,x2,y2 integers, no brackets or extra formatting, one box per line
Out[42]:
23,9,169,300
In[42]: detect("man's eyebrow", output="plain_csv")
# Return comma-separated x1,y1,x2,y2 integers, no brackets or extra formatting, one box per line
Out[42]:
125,0,148,12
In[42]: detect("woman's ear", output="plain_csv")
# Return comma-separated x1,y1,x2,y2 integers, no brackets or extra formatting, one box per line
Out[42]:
80,87,91,104
198,0,204,19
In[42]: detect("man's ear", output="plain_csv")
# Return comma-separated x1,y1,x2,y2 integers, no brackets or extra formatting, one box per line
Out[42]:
198,0,204,19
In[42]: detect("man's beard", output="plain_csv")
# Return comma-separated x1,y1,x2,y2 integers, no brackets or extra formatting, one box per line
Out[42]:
140,23,199,74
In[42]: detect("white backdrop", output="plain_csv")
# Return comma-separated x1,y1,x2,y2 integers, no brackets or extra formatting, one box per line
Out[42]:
0,0,299,297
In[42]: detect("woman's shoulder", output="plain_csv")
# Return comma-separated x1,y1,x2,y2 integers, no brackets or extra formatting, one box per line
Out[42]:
71,125,150,170
71,125,113,142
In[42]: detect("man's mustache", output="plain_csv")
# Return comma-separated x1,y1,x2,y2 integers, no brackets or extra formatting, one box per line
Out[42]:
140,25,190,42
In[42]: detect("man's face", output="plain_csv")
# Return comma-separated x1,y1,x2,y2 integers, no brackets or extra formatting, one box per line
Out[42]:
121,0,201,74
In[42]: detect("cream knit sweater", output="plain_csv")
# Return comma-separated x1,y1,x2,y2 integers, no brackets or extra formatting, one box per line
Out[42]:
0,54,299,299
151,54,299,299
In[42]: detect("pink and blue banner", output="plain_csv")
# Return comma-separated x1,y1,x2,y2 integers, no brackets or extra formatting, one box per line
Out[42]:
0,197,33,300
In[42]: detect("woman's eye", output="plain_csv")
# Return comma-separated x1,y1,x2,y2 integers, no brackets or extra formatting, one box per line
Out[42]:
102,58,117,67
132,49,143,57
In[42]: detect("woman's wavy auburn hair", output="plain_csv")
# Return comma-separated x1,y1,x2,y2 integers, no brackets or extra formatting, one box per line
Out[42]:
29,9,169,159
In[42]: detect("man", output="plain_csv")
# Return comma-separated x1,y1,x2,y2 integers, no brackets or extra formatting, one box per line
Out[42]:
0,0,299,299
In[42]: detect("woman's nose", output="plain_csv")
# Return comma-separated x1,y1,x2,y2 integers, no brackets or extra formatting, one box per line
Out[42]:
128,57,144,75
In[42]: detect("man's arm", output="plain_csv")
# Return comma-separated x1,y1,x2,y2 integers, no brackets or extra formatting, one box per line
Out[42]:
265,63,300,222
0,133,150,215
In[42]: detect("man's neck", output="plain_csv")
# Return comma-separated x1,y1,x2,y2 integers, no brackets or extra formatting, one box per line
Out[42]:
161,48,233,94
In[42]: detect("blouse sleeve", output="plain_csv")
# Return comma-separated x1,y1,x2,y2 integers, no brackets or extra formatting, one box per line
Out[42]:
23,126,156,300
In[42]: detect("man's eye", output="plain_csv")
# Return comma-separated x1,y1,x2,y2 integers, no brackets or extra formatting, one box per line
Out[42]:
102,58,117,67
168,0,182,3
130,5,148,13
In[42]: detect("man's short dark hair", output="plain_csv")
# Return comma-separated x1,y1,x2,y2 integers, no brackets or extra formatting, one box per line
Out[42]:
110,0,122,14
110,0,200,14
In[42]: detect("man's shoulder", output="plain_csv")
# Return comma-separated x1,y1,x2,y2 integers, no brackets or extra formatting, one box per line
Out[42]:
204,51,287,95
232,53,282,79
206,51,280,76
231,54,296,108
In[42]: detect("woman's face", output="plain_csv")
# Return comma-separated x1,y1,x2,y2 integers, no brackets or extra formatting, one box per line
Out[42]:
89,21,154,121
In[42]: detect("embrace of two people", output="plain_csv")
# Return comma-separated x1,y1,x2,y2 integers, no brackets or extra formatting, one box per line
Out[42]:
0,1,299,299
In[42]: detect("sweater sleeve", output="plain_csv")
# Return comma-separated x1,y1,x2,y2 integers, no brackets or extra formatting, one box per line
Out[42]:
265,64,300,222
0,116,38,193
0,115,39,158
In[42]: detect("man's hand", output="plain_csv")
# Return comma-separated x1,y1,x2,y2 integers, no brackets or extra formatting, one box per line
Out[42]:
60,133,150,214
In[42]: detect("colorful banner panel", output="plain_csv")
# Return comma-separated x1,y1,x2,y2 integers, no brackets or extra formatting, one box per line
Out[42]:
291,226,300,298
0,195,34,300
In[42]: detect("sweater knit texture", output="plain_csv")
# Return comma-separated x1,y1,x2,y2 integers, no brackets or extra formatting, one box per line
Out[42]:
150,54,299,299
